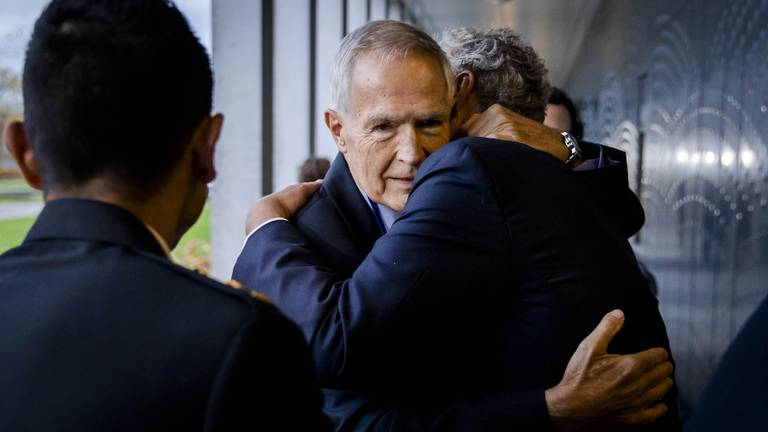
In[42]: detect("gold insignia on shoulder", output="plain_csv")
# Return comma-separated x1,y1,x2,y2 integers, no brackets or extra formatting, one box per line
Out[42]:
249,290,272,304
225,279,244,290
225,279,271,304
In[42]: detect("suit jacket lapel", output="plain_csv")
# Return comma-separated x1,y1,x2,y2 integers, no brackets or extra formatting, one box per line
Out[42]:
323,154,382,256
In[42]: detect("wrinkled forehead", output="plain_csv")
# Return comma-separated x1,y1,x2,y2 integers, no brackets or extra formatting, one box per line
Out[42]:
346,51,453,113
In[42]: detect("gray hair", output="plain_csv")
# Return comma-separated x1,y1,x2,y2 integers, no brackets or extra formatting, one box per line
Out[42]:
330,20,455,113
440,27,550,122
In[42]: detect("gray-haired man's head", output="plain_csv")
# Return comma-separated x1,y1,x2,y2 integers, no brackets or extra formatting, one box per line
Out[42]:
330,20,455,114
441,27,551,122
324,20,456,212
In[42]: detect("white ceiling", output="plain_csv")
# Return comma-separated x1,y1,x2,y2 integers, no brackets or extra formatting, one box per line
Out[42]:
411,0,603,88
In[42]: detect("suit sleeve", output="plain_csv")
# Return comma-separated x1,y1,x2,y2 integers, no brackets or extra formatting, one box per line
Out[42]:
233,141,508,383
232,141,553,430
577,143,645,237
204,305,332,432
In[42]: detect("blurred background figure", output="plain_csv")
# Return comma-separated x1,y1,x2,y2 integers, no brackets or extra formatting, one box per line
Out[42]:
545,86,660,297
299,156,331,182
544,87,584,141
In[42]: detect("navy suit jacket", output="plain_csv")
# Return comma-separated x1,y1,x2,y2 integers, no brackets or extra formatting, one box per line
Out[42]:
686,295,768,431
233,140,678,431
0,199,330,431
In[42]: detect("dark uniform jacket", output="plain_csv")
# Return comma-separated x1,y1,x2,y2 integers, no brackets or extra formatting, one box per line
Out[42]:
233,141,679,431
0,199,330,431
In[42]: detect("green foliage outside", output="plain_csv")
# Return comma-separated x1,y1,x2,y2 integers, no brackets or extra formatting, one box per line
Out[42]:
0,216,35,253
0,67,23,171
171,202,212,271
0,198,212,270
0,179,29,190
0,179,40,254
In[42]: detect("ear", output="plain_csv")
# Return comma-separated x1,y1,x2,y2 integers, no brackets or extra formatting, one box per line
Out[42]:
450,71,476,123
454,71,475,105
324,109,347,153
4,121,43,190
195,113,223,183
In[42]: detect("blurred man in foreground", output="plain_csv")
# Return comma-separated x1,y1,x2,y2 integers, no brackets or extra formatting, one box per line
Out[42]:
0,1,329,430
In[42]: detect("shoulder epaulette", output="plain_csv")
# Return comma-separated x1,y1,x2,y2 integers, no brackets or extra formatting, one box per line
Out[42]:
132,248,273,307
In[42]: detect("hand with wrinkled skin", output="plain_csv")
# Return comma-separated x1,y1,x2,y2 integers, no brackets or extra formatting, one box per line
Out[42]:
462,103,571,163
244,180,323,234
545,310,674,431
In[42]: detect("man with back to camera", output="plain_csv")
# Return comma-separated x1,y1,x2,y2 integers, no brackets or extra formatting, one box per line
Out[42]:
234,21,678,431
0,0,330,430
545,86,660,297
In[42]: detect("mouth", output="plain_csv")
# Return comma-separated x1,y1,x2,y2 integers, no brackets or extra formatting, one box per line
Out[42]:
389,177,415,187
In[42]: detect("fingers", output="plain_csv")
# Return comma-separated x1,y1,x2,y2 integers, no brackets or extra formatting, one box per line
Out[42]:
296,179,323,199
604,403,668,426
625,347,669,376
617,359,673,404
244,180,323,233
624,377,674,410
297,179,323,194
579,310,625,357
282,180,323,213
637,360,673,387
606,359,672,413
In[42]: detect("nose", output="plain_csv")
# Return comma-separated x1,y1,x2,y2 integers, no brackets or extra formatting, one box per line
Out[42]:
396,125,426,167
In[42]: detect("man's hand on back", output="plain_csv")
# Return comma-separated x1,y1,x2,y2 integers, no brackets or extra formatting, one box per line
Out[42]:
244,180,323,234
545,310,674,431
462,104,570,162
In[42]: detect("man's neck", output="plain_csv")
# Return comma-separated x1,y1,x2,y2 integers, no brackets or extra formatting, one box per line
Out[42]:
450,95,482,139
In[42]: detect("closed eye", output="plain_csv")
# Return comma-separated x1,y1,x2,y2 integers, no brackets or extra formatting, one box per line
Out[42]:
372,122,394,132
417,118,444,128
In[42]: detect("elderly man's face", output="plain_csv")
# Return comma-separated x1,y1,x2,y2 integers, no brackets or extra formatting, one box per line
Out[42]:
326,52,452,211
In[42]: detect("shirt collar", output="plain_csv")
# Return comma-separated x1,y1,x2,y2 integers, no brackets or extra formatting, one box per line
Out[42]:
355,183,400,232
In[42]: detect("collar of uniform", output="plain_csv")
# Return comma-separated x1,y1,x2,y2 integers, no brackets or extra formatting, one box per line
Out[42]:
24,198,169,258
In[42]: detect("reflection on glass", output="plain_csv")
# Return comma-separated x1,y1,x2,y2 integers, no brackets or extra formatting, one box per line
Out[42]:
721,149,735,167
740,148,755,168
690,152,701,166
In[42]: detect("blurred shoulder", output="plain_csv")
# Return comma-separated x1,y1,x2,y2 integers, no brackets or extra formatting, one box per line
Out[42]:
135,249,277,317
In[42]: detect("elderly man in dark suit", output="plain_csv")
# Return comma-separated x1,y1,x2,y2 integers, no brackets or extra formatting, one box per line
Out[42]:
0,1,329,430
234,21,677,431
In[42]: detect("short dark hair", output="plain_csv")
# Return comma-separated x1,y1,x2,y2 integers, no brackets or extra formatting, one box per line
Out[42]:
548,87,584,141
23,0,213,195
